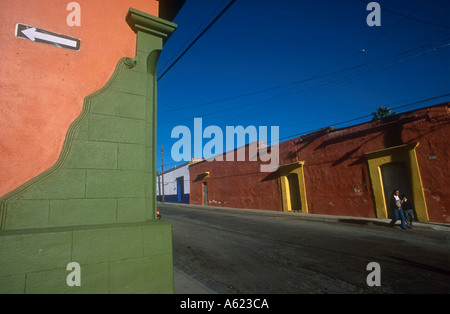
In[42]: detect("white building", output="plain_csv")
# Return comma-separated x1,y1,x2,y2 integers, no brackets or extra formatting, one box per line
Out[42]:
156,162,190,204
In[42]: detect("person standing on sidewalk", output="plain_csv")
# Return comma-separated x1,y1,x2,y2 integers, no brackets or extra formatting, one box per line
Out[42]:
401,194,414,228
390,189,407,229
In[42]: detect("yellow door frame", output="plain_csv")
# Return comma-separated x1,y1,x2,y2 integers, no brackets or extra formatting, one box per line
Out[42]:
364,143,429,221
279,161,308,213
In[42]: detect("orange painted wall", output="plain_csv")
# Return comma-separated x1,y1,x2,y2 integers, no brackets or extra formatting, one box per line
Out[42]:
0,0,159,196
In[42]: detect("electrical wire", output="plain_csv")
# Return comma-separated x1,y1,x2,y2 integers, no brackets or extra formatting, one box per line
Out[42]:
158,0,230,74
157,35,450,125
157,93,450,172
359,0,450,30
158,0,445,117
276,93,450,143
157,0,238,81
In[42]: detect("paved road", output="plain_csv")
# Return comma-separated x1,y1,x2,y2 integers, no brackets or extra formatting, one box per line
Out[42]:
159,203,450,294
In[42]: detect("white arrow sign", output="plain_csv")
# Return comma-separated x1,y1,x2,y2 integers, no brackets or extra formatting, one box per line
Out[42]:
15,23,80,51
21,27,78,48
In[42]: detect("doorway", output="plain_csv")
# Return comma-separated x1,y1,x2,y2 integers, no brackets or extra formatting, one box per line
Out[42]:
365,143,428,221
279,161,308,213
176,176,184,203
287,173,302,211
202,182,208,206
381,162,413,219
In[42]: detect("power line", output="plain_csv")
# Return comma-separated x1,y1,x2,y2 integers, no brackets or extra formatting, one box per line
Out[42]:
157,0,238,81
158,64,366,123
157,93,450,172
359,0,450,30
158,0,230,74
157,36,450,125
361,0,431,50
158,2,450,123
276,93,450,143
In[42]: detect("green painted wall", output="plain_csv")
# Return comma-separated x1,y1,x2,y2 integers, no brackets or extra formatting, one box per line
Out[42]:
0,9,177,294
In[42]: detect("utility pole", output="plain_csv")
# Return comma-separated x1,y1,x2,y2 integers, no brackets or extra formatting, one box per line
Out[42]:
161,145,165,203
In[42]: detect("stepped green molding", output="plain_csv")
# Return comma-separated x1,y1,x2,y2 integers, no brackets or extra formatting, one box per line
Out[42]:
0,8,177,294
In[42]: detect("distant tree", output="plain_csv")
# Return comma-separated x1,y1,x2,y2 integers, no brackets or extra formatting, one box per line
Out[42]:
371,106,397,120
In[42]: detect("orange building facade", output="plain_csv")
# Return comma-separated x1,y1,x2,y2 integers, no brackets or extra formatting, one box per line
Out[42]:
0,0,159,197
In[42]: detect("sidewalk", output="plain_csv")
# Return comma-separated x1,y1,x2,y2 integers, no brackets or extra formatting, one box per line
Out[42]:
173,266,218,294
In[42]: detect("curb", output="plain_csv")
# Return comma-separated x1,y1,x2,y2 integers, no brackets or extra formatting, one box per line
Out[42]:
157,202,450,232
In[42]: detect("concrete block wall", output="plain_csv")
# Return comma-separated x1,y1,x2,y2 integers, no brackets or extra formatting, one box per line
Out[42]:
0,221,173,294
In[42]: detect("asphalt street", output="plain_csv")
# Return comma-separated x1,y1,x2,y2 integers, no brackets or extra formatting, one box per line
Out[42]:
160,202,450,294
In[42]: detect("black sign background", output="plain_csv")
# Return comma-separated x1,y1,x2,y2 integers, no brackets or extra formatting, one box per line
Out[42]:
15,23,80,51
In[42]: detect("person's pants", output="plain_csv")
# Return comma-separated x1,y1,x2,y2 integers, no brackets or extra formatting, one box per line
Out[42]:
404,209,414,226
391,208,406,229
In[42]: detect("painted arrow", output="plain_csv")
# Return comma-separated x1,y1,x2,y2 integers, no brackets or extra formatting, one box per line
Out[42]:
21,27,77,48
15,23,80,51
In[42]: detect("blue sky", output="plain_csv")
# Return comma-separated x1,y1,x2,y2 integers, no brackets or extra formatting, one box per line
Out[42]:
156,0,450,172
